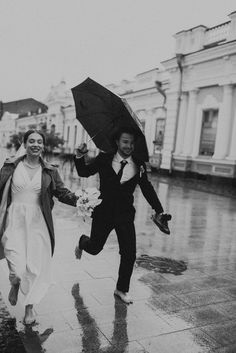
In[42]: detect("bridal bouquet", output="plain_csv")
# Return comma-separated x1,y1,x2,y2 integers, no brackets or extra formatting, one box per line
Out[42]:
74,187,102,260
75,187,102,220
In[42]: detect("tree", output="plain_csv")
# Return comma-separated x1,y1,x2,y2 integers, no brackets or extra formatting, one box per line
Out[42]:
43,131,64,153
6,132,24,150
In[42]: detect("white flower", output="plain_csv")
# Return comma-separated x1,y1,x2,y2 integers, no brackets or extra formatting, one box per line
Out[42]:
75,189,83,198
75,187,102,220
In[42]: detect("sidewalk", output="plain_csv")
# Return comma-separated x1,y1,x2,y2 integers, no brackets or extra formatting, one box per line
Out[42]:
1,201,236,353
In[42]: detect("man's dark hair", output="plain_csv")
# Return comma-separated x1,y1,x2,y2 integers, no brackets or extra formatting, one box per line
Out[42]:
23,129,46,145
113,126,138,142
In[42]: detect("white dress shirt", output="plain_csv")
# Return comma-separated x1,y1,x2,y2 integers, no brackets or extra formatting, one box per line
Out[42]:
112,153,137,183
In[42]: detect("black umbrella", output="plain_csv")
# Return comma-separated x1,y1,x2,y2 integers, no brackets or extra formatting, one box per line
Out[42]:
71,77,149,161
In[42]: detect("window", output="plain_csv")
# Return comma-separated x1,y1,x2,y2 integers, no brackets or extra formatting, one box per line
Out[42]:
199,109,218,156
74,125,77,147
153,118,165,153
67,126,70,143
29,124,37,129
50,124,56,134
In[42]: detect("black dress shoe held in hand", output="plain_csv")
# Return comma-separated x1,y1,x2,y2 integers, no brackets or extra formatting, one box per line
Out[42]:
152,213,172,234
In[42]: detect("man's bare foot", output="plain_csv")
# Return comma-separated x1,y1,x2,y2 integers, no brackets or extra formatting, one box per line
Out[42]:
23,304,36,325
114,289,133,304
8,282,20,306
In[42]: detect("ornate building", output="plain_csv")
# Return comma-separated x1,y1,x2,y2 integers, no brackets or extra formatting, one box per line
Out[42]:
161,11,236,179
44,80,96,155
1,11,236,180
106,69,169,169
0,98,47,147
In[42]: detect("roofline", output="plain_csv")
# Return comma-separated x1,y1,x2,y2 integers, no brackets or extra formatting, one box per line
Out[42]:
175,19,231,36
136,68,159,76
3,97,46,105
175,25,207,35
206,20,230,32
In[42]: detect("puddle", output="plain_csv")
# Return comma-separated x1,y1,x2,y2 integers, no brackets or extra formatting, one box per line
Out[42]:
136,254,187,275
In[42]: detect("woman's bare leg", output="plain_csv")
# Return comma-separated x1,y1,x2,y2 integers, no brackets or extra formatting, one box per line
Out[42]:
24,304,35,325
8,277,20,306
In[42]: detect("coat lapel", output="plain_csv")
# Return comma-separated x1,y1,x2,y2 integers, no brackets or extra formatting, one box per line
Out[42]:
40,159,56,197
0,156,23,191
102,153,118,177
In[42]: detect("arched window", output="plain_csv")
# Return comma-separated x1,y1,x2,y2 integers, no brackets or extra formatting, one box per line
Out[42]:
74,125,78,147
199,109,218,156
67,126,70,143
51,124,56,134
153,118,165,153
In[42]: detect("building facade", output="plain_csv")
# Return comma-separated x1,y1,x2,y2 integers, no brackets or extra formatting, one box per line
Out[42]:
0,98,48,147
44,80,96,155
1,11,236,180
161,11,236,179
106,69,169,168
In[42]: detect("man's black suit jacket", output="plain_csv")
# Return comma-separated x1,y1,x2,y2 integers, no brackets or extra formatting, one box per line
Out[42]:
74,153,163,223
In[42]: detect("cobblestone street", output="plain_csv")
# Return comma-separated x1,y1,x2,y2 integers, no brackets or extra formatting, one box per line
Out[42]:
1,173,236,353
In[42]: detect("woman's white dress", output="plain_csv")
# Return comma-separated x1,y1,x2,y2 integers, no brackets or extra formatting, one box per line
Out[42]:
1,161,52,305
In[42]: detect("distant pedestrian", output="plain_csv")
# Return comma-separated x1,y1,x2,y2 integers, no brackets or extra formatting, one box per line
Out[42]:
0,130,78,324
75,126,171,304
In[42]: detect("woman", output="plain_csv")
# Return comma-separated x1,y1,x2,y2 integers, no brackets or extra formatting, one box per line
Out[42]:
0,130,78,324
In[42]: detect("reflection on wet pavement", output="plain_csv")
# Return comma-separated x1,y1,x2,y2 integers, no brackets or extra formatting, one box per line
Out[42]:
0,293,26,353
1,169,236,352
70,282,130,352
18,326,53,353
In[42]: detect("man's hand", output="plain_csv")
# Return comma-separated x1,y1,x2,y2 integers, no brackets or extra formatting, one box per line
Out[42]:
75,143,88,158
152,212,171,235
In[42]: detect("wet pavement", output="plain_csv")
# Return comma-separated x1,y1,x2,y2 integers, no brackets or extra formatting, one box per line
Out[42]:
1,170,236,353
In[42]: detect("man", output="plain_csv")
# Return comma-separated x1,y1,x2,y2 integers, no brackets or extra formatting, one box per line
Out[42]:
74,127,171,304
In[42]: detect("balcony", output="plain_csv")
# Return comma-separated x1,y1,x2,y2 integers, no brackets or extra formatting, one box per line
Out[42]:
204,22,230,47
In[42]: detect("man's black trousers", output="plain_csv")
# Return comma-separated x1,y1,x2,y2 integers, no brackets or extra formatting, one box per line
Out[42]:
80,215,136,293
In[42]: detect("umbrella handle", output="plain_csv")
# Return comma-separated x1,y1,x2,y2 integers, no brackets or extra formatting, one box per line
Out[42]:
77,118,116,155
86,134,97,144
75,131,106,157
75,133,99,156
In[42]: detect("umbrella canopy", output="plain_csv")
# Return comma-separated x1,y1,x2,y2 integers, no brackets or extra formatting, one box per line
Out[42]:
71,77,149,161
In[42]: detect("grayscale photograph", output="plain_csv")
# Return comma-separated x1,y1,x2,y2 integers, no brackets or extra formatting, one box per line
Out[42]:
0,0,236,352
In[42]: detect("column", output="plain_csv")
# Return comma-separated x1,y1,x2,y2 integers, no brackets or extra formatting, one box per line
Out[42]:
182,89,198,156
227,109,236,159
174,92,188,155
213,84,233,159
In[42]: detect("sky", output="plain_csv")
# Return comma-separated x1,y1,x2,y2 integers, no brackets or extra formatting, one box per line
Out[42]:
0,0,236,102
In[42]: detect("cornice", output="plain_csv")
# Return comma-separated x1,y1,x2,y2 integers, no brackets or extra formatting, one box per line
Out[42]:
120,81,169,99
162,40,236,70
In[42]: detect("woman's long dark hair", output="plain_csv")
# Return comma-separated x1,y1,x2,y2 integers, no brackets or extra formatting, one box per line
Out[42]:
23,130,46,145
